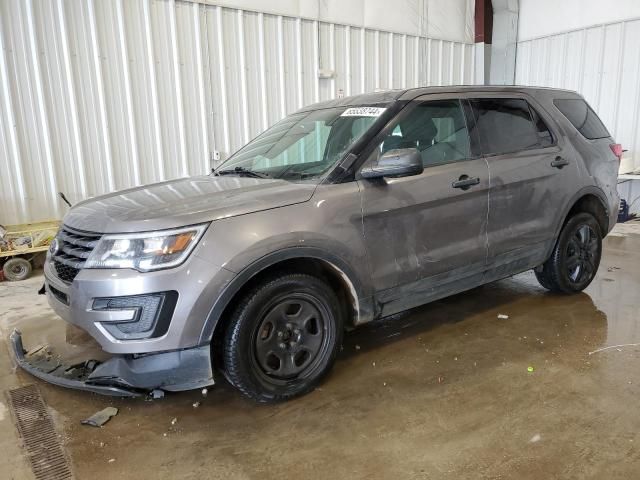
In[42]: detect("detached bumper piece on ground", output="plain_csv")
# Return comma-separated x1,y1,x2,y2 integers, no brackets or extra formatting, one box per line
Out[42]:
10,330,214,397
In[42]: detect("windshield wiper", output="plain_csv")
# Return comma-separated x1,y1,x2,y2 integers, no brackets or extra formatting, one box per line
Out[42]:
215,166,269,179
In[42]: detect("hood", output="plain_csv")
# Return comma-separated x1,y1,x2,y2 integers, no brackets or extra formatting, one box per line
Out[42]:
63,176,316,233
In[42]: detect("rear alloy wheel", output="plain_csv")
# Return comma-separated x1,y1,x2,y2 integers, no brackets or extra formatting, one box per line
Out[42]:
534,213,602,293
3,257,32,282
222,273,343,403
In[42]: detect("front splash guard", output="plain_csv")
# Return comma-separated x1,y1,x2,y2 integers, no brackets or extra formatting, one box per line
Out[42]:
10,330,214,397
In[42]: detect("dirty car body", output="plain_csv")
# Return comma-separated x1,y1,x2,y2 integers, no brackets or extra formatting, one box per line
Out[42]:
13,86,620,401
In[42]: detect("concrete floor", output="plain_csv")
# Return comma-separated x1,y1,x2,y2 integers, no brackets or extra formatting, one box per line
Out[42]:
2,222,640,479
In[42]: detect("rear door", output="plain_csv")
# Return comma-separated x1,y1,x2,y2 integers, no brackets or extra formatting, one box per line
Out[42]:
469,96,576,272
358,97,489,316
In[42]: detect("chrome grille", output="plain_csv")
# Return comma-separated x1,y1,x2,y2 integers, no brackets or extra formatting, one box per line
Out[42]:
52,226,102,283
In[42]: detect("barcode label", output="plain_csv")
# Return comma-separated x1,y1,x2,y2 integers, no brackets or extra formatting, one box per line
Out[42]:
340,107,387,117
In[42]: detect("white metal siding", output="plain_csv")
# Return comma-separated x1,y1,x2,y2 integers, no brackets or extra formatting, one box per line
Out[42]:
516,18,640,173
0,0,475,225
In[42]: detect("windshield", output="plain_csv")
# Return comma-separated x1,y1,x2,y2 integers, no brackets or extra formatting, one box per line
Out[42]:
215,106,387,182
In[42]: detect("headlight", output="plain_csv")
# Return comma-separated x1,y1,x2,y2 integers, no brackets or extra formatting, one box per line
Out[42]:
85,224,208,271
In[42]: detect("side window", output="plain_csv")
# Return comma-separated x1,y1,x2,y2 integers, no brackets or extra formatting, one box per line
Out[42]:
471,98,547,155
554,98,610,139
529,105,554,147
378,100,471,167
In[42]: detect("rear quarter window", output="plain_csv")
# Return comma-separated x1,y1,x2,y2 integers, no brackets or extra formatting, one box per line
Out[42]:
554,99,610,140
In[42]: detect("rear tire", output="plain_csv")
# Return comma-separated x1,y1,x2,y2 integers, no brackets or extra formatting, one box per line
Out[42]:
3,257,32,281
535,213,602,293
222,273,343,403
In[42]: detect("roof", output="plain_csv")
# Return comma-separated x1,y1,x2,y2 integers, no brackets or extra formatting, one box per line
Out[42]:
295,89,406,113
295,85,581,112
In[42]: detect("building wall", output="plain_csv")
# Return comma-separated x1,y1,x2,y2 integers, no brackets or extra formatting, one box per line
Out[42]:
518,0,640,42
0,0,475,225
516,0,640,174
201,0,475,43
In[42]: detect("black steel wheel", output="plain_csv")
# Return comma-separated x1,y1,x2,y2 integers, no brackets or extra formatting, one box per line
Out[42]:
253,295,328,380
3,257,32,282
222,273,343,403
535,212,602,293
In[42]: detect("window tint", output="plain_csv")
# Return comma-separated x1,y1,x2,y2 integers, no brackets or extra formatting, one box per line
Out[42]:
378,100,471,166
529,105,554,147
554,99,610,139
471,98,544,155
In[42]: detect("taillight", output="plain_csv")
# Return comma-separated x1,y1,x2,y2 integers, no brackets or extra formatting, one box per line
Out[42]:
610,143,623,162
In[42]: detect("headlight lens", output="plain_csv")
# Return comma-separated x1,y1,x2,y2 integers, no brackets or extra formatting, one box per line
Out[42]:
85,224,208,271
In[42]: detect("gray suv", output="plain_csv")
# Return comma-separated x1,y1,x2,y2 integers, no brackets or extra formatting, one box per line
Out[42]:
12,86,621,402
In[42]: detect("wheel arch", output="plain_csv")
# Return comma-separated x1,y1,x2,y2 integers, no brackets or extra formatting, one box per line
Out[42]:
543,187,609,261
199,247,373,349
556,187,610,237
563,188,609,234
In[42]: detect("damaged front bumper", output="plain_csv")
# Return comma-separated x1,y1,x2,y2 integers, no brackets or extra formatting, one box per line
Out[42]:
10,330,214,397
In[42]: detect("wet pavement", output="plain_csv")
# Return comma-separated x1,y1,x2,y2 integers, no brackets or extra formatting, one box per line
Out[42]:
1,222,639,479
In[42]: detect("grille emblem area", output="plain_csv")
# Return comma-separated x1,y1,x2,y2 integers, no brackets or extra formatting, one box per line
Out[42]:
51,226,102,283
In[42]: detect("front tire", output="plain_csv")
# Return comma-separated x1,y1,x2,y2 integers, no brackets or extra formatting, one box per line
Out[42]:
535,212,602,293
222,273,343,403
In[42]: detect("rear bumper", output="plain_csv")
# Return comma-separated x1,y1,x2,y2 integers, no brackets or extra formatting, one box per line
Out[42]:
10,329,214,397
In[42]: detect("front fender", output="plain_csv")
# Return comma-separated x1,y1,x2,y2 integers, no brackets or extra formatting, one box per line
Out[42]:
194,182,373,344
198,245,374,344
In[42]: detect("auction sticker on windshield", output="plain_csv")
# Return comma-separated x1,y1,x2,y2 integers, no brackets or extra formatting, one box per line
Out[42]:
340,107,387,117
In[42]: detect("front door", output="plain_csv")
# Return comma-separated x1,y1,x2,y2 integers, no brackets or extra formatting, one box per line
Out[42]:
357,98,489,317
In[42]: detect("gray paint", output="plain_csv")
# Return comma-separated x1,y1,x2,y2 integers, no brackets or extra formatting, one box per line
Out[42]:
34,85,619,394
64,176,317,233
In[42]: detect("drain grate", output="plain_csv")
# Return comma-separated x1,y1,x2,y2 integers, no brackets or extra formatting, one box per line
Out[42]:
7,384,73,480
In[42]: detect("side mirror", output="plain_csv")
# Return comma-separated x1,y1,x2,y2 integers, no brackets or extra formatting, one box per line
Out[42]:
360,148,423,179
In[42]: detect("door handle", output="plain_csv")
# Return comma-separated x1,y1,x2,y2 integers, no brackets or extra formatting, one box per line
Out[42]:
550,156,569,169
452,175,480,190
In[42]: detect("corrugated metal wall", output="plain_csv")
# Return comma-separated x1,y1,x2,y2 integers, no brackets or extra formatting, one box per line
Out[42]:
0,0,475,225
516,18,640,173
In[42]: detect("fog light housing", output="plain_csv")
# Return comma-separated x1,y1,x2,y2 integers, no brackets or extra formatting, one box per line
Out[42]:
92,291,178,340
